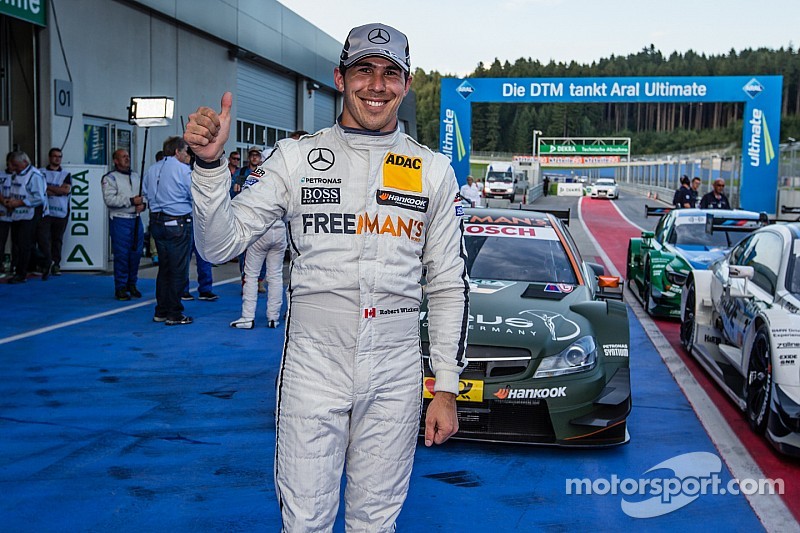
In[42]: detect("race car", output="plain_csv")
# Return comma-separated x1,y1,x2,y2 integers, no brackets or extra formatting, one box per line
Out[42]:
680,223,800,457
588,178,619,199
627,207,766,317
420,207,630,446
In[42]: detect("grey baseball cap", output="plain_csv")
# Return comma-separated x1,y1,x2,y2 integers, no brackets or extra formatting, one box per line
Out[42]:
340,23,410,73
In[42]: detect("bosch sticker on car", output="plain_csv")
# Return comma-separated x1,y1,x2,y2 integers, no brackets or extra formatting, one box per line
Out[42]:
465,224,560,240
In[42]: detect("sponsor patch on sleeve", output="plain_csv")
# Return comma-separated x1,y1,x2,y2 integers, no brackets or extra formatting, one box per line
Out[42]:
383,152,422,192
455,205,464,217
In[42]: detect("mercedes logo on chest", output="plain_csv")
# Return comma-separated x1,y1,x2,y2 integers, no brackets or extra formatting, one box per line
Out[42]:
307,148,335,171
368,28,390,45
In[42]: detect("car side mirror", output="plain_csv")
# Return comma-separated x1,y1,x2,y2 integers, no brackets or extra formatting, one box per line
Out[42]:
642,231,655,247
729,265,754,279
596,275,623,301
727,265,754,299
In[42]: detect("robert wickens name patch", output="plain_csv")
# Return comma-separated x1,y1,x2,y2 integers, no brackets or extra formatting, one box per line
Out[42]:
301,187,340,204
376,189,429,212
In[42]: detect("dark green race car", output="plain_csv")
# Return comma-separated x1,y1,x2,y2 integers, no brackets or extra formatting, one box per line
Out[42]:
627,206,767,318
420,208,630,446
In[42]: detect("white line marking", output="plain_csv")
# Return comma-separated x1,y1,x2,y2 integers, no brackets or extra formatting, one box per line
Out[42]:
578,196,795,532
0,276,240,346
609,199,646,233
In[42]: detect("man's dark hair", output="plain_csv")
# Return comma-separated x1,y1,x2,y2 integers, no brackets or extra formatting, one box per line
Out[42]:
680,176,690,186
48,147,62,157
289,130,309,139
163,136,187,156
155,150,165,162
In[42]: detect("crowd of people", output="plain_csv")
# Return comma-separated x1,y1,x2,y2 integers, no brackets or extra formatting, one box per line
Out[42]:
1,148,70,283
672,174,730,209
1,137,292,331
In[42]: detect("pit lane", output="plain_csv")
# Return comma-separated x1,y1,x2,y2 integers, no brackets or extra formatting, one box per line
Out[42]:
0,193,792,531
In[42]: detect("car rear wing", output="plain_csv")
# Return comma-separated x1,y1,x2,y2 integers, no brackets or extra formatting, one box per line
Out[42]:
518,205,570,226
645,205,672,218
705,212,769,234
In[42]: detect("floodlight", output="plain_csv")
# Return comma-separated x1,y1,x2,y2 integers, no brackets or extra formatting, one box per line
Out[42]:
128,97,175,127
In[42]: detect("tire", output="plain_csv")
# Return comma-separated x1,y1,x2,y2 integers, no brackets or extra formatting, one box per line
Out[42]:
643,268,656,315
680,280,696,349
745,325,772,434
625,243,635,281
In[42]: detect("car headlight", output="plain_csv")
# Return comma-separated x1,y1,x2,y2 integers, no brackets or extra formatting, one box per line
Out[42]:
534,336,597,378
665,263,689,286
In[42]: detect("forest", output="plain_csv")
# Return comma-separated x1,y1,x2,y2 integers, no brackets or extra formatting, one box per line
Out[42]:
412,45,800,156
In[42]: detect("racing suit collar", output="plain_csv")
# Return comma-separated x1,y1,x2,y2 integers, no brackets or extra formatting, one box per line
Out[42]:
336,115,399,137
333,119,401,149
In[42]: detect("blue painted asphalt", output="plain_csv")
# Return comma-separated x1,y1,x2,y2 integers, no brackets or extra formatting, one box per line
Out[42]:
0,273,763,532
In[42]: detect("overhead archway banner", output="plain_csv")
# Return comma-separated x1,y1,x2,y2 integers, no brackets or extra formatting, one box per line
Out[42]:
440,76,782,213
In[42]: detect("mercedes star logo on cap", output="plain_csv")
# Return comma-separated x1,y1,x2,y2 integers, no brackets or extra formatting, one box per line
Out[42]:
367,28,390,45
307,148,335,171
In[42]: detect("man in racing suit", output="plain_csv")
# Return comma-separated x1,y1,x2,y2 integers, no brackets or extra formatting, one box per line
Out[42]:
185,22,468,531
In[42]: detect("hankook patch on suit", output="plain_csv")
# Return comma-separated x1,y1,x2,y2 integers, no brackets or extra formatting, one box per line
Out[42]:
307,148,335,171
376,189,429,212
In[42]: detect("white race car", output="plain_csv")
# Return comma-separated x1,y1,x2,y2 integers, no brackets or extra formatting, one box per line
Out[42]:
588,178,619,199
680,223,800,457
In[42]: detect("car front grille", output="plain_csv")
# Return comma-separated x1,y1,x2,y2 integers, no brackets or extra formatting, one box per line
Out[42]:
422,344,532,379
422,398,556,443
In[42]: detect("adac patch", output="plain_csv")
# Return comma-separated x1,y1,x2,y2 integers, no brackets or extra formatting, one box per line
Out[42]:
383,152,422,192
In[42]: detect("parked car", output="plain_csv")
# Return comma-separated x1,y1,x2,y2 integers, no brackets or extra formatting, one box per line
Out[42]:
627,207,766,317
420,207,630,446
680,223,800,457
588,178,619,199
484,161,516,201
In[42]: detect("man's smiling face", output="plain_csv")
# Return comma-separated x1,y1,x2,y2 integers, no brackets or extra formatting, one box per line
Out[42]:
335,57,411,132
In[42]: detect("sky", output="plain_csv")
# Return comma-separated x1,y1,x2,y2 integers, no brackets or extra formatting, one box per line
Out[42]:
277,0,799,76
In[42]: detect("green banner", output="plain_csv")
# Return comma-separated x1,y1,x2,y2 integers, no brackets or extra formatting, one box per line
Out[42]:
539,144,629,155
0,0,47,26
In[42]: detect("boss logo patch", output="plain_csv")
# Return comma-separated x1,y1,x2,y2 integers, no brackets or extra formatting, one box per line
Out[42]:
301,187,340,204
376,189,429,213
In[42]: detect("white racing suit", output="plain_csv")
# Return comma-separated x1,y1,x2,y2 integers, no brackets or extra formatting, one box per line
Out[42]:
241,221,287,324
192,124,469,531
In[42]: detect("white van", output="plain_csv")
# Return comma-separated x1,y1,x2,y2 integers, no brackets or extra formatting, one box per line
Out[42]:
484,161,515,200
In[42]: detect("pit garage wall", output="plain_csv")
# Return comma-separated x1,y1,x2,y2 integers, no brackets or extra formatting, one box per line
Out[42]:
38,0,235,170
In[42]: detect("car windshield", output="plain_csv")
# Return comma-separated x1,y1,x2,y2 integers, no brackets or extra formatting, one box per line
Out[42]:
669,223,748,248
596,179,615,186
465,233,577,284
487,172,513,183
